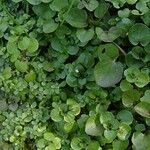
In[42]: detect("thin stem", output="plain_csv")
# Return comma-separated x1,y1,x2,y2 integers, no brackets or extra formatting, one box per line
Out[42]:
112,42,127,56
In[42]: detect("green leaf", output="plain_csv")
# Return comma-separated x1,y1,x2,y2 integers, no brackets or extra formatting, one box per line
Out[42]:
118,8,130,18
2,67,12,79
82,0,99,11
85,116,103,136
117,110,133,125
50,108,62,122
65,8,87,28
12,0,22,3
132,132,150,150
122,89,140,107
41,0,52,3
26,0,41,5
134,71,149,88
140,90,150,104
76,28,94,43
25,70,36,82
27,38,39,53
142,10,150,26
87,141,101,150
33,3,55,19
134,102,150,118
96,27,122,42
104,130,117,142
66,74,78,87
124,67,140,83
94,61,123,87
44,132,55,141
128,23,150,46
113,140,129,150
97,43,119,62
0,100,8,111
120,80,133,92
49,0,68,11
45,144,56,150
53,137,61,149
126,0,137,4
117,123,131,140
18,37,30,50
7,41,18,54
37,139,45,148
43,20,58,33
15,60,28,72
94,1,109,19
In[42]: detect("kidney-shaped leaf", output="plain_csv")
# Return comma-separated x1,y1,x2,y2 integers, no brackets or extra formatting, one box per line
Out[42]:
65,8,87,28
94,61,123,87
128,23,150,46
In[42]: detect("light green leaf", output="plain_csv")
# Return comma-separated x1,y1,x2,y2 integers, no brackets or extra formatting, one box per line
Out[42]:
15,60,28,73
25,70,36,82
37,139,45,148
134,102,150,118
132,132,150,150
18,37,30,50
140,90,150,104
122,89,140,107
85,116,103,136
117,123,131,140
27,38,39,53
44,132,55,141
94,61,123,87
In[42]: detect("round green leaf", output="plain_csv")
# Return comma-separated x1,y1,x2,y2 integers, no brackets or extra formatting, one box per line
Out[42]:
43,20,58,33
85,116,103,136
15,60,28,72
122,89,140,107
117,123,131,141
97,43,119,61
18,37,30,50
76,28,94,43
94,61,123,87
27,38,39,53
128,23,150,46
65,8,87,28
117,110,133,124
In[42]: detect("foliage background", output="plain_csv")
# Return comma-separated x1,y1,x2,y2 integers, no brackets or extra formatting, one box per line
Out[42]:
0,0,150,149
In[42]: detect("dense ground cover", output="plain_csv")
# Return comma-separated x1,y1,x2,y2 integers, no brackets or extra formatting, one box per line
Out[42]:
0,0,150,149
